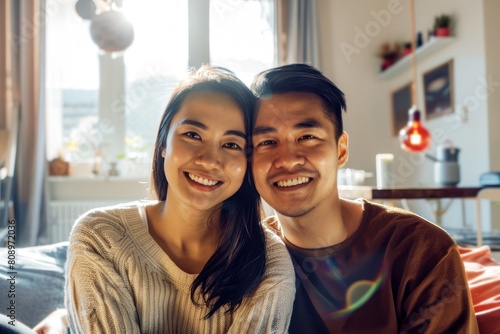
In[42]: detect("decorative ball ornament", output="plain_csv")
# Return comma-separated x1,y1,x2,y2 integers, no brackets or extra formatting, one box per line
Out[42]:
90,10,134,52
75,0,97,20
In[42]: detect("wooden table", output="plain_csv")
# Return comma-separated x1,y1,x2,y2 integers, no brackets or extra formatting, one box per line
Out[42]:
372,186,482,200
339,186,500,247
370,186,486,245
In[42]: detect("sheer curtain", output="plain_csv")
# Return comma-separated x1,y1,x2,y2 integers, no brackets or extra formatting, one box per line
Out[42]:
0,0,48,246
276,0,319,67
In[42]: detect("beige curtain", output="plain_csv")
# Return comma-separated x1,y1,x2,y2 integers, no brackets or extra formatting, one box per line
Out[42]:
0,1,13,129
1,0,48,246
276,0,319,67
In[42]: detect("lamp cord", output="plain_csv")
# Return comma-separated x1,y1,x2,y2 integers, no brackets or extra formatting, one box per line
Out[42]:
410,0,417,108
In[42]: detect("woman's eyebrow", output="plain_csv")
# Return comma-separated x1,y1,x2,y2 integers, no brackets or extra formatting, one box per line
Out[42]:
225,130,246,139
181,119,246,139
180,119,207,129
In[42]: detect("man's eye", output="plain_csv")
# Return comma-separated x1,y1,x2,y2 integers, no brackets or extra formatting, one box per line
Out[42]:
256,140,276,147
184,132,201,140
224,142,243,150
299,135,315,140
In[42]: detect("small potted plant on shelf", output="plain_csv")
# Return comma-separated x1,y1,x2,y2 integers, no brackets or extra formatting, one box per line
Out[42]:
402,42,412,56
434,14,453,37
379,42,401,71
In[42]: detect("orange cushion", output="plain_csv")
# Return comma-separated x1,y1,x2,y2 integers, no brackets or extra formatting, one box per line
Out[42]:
459,246,500,334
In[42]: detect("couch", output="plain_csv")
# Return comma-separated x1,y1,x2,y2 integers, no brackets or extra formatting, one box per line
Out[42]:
1,242,500,332
0,242,67,328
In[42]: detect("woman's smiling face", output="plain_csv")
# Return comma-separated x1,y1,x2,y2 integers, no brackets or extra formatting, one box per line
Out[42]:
163,91,247,212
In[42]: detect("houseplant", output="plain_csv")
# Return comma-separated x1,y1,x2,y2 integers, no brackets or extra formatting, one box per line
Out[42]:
434,14,453,37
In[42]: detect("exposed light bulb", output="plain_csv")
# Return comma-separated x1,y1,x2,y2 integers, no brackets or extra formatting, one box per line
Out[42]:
399,107,431,152
410,133,422,145
398,0,432,154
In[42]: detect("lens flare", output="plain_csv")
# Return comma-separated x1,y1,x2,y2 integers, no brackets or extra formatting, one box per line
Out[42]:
327,274,385,318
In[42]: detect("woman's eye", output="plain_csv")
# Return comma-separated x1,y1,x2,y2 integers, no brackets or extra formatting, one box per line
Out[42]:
224,142,243,150
184,132,201,140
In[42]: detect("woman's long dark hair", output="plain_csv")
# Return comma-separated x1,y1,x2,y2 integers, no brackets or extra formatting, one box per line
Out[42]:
151,65,266,318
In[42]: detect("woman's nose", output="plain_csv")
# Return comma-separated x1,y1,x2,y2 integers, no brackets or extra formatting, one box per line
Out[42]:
194,146,221,170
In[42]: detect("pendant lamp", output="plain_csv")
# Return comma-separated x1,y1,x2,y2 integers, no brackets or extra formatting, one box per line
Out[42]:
398,0,431,153
76,0,135,53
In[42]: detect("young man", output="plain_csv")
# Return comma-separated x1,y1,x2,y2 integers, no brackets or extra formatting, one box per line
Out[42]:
250,63,479,333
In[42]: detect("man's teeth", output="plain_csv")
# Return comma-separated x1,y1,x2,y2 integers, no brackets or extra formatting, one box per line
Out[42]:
189,173,219,186
276,177,310,188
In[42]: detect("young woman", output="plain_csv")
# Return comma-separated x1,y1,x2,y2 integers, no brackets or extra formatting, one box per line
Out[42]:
63,66,295,333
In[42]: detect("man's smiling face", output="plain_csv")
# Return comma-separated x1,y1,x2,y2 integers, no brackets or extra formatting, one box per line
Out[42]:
252,92,348,218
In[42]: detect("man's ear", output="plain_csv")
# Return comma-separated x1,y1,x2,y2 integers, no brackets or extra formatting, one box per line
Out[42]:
337,131,349,167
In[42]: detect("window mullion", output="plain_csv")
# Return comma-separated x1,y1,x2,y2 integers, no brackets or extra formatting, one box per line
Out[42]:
99,53,125,168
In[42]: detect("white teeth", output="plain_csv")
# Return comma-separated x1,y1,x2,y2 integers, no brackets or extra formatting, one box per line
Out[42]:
188,173,219,186
276,177,310,188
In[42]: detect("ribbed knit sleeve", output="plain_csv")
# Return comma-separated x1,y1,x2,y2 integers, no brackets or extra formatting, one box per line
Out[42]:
65,205,144,334
65,203,295,333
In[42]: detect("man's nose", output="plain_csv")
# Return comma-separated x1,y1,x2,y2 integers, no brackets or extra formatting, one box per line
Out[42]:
194,146,221,170
273,143,305,169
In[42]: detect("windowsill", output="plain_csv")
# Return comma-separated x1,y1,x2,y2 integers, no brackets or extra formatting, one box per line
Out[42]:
48,176,151,201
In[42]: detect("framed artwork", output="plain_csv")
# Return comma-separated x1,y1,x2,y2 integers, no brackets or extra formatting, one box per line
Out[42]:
391,82,411,137
423,59,454,120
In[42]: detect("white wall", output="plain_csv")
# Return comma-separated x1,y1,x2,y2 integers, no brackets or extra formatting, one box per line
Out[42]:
317,0,495,231
483,0,500,230
484,0,500,170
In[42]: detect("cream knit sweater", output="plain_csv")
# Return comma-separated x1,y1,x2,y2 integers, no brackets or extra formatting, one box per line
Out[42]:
65,201,295,334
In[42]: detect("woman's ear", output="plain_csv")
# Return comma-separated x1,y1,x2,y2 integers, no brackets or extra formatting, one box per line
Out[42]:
337,131,349,167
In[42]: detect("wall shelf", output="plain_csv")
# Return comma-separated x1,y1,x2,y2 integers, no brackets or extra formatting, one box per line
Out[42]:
377,37,454,80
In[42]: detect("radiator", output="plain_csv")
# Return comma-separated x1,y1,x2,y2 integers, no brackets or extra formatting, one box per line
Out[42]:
48,201,122,243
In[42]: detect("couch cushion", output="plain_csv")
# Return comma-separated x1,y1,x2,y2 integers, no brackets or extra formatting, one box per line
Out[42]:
0,241,68,328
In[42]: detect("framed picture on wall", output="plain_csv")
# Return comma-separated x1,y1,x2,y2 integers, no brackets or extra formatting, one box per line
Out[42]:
391,82,411,137
423,59,454,120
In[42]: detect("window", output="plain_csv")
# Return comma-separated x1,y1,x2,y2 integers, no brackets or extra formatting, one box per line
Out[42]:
210,0,276,85
45,2,99,164
45,0,275,178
